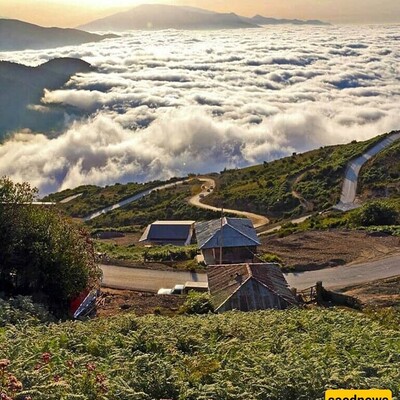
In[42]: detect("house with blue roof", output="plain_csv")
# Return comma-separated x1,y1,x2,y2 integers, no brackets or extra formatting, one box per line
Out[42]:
195,217,261,265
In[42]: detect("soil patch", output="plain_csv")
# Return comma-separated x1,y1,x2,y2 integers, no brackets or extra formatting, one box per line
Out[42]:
97,288,186,318
337,276,400,308
262,229,400,271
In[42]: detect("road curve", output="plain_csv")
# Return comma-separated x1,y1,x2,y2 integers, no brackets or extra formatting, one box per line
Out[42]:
188,177,270,228
335,132,400,211
100,264,207,292
100,253,400,292
83,180,187,221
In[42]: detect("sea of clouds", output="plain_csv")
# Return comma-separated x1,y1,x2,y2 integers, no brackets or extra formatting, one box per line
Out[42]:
1,24,399,195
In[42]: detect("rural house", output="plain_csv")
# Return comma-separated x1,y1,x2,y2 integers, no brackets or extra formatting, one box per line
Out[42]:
139,220,196,246
208,263,297,312
195,217,260,265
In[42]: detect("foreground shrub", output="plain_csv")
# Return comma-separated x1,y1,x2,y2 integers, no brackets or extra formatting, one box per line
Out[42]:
0,309,399,399
351,201,398,226
180,292,214,314
0,177,101,314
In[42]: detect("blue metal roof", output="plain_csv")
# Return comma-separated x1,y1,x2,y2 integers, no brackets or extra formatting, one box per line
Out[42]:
195,217,260,250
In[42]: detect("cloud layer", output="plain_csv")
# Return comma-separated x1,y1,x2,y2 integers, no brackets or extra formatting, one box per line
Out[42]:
0,25,399,194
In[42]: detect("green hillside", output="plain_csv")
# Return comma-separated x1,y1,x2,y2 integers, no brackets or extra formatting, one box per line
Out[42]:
204,134,390,220
46,132,399,230
1,306,399,399
359,139,400,199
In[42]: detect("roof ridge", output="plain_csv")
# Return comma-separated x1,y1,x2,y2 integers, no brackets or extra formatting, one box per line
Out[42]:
225,219,261,245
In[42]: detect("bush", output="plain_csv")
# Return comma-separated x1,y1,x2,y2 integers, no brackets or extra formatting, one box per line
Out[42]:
351,201,399,226
180,292,214,314
0,178,101,314
0,296,54,326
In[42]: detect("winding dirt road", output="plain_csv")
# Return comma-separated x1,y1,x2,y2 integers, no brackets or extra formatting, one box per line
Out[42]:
188,177,270,228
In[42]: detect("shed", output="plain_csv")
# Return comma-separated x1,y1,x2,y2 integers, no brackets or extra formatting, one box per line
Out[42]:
195,217,260,265
208,263,297,312
139,220,195,246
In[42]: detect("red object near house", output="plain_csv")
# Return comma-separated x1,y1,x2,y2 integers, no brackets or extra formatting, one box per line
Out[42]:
69,289,90,315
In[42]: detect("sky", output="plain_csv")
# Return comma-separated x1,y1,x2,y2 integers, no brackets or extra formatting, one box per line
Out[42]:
1,0,400,27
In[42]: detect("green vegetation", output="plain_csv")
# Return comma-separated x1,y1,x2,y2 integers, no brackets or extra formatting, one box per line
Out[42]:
95,241,198,264
351,201,399,226
359,138,400,199
0,296,54,327
0,178,100,314
44,181,167,218
180,292,214,315
269,198,400,238
88,182,221,229
0,309,399,399
205,134,388,219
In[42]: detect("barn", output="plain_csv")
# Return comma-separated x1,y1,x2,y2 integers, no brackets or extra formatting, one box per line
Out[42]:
208,263,297,312
139,220,195,246
195,217,260,265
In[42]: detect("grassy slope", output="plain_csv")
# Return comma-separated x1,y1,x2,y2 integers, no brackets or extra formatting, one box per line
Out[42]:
359,139,400,199
0,309,399,399
44,180,179,218
204,134,388,220
86,180,221,229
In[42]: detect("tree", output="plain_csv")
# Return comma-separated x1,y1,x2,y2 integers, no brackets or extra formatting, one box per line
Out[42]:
351,201,399,226
0,177,100,314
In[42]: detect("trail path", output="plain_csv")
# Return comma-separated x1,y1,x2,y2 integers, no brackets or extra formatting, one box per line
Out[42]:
188,177,270,228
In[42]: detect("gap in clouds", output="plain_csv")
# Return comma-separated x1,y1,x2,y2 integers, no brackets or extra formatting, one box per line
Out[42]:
0,25,399,195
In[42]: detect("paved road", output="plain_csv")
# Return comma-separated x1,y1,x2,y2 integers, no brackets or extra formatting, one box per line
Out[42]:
83,180,187,221
284,253,400,290
100,264,207,292
59,193,83,204
335,132,400,211
101,253,400,292
188,177,270,228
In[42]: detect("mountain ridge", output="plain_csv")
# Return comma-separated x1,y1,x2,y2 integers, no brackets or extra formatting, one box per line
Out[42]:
0,18,117,51
78,4,329,31
0,58,93,139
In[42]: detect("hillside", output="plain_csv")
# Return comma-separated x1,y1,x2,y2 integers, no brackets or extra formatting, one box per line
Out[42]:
0,18,116,51
250,15,330,26
47,133,399,230
0,307,399,399
204,134,389,220
0,58,92,138
359,139,400,199
46,178,221,228
78,4,259,31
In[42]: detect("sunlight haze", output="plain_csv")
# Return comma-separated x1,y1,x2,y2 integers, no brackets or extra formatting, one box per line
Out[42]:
1,0,400,27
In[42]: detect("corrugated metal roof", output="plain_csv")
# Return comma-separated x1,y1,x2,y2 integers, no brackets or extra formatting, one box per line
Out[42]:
207,263,297,308
195,217,260,249
139,221,195,243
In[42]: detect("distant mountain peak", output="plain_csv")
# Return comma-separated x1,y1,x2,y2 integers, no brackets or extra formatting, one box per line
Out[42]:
0,18,118,51
78,4,259,31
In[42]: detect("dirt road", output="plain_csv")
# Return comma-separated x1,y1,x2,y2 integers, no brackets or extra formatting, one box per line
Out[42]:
188,177,270,228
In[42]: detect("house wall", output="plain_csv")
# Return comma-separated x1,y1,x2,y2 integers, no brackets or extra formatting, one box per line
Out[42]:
217,279,289,312
201,246,257,265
